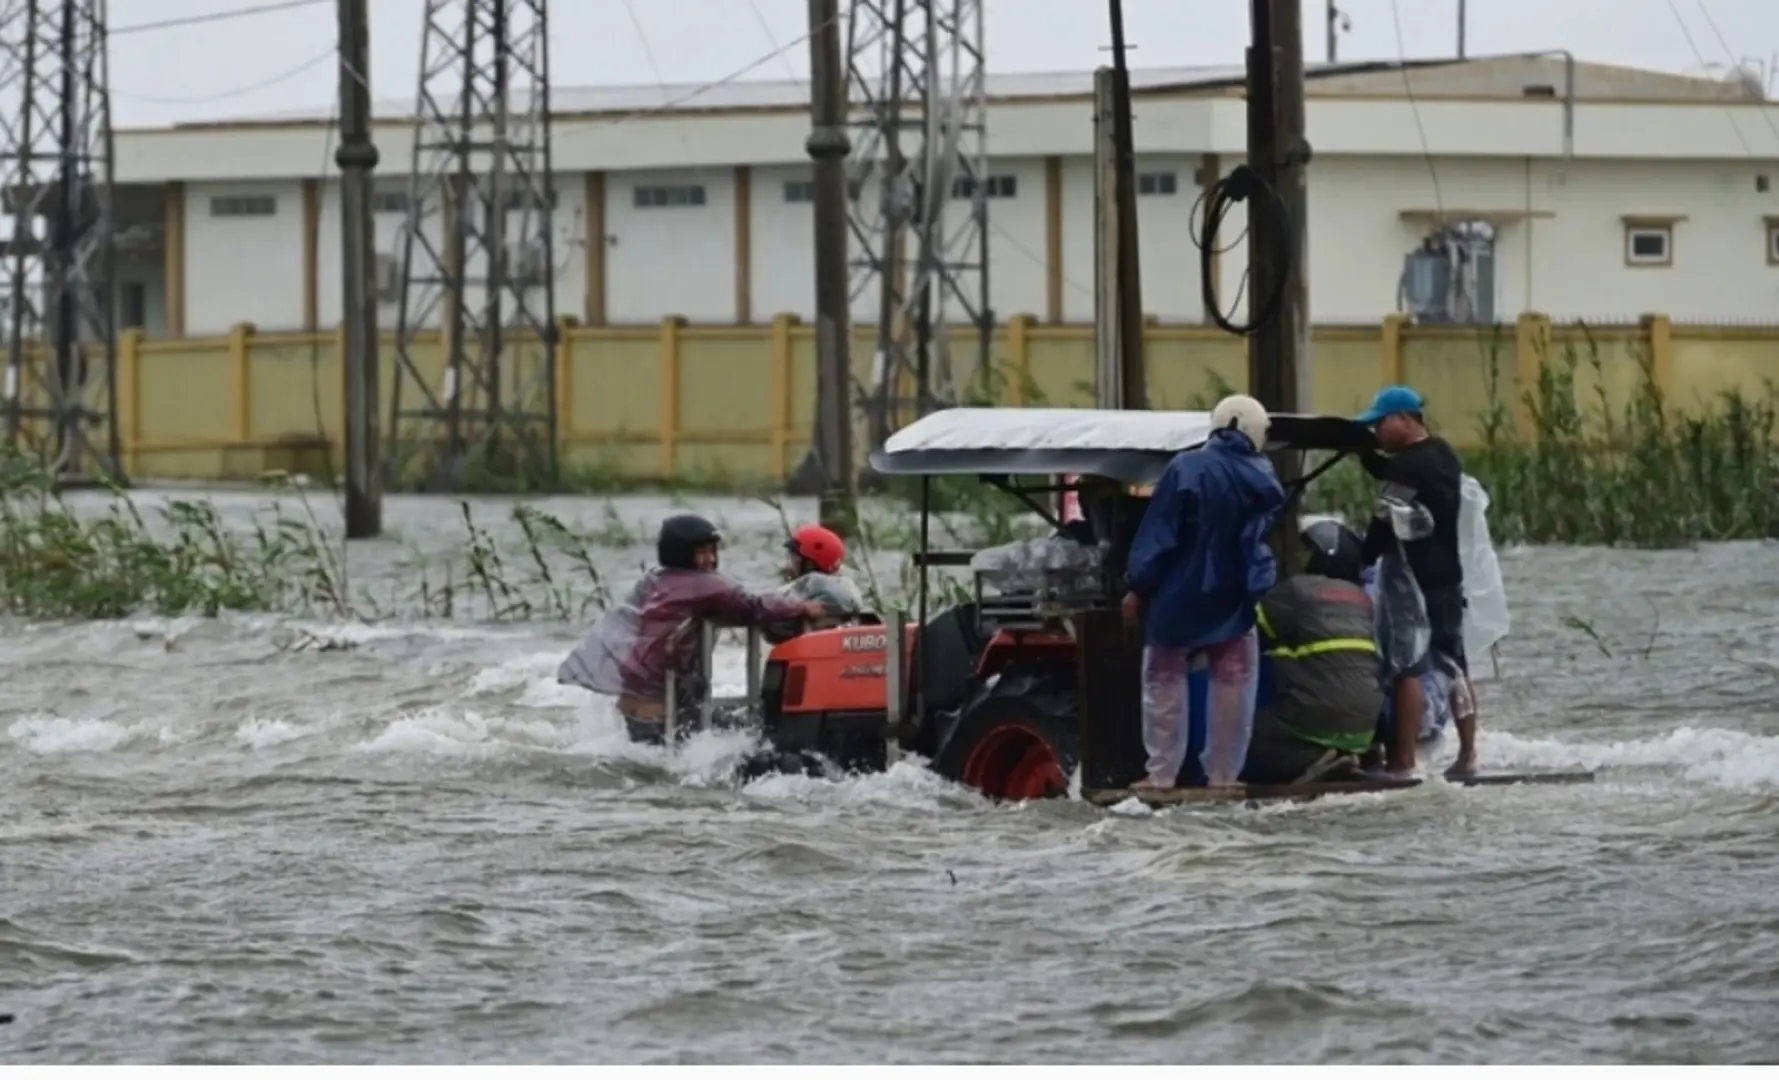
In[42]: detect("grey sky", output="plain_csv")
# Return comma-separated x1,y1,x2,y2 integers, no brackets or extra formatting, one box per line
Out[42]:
106,0,1779,128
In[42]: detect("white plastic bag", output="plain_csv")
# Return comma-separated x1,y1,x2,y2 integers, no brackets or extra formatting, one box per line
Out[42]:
969,535,1102,595
1457,474,1510,666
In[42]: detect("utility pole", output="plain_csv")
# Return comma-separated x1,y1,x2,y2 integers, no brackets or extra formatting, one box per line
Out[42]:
1326,0,1339,62
0,0,122,488
1457,0,1468,60
1105,0,1146,410
1246,0,1311,570
336,0,381,537
389,0,559,492
806,0,855,531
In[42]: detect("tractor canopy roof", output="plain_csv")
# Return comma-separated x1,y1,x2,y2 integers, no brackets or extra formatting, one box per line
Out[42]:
868,407,1376,485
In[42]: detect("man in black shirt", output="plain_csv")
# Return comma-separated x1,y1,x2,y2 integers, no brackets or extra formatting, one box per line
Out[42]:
1355,385,1478,779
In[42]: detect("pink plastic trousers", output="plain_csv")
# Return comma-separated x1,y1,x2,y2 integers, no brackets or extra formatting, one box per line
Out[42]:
1139,630,1259,787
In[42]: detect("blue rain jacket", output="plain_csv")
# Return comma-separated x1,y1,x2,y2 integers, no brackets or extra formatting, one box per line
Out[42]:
1125,429,1287,649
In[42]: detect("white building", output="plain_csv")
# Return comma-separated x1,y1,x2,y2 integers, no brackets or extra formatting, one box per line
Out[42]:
104,54,1779,339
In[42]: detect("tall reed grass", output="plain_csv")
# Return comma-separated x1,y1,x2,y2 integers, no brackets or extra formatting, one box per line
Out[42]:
1307,335,1779,547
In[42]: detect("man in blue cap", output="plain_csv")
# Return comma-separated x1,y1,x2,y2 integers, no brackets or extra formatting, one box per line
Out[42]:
1354,385,1478,779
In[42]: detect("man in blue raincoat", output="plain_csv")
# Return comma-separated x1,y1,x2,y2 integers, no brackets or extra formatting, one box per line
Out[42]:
1120,394,1287,791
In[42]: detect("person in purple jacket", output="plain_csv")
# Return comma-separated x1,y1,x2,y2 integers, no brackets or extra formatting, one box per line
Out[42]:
558,514,823,745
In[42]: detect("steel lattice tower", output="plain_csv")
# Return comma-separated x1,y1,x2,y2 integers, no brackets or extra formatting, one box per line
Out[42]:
388,0,559,491
0,0,120,485
844,0,991,446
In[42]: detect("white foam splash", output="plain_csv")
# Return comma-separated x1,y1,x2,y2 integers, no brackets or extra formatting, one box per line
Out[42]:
1482,725,1779,792
7,714,133,754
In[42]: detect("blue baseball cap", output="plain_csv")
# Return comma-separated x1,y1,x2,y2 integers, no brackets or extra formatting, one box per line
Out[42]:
1356,385,1426,425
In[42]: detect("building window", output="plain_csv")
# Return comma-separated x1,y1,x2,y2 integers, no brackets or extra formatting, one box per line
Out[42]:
1137,172,1178,196
372,191,409,215
209,194,276,218
1766,219,1779,266
1623,222,1672,267
951,174,1017,200
783,178,864,203
634,184,706,209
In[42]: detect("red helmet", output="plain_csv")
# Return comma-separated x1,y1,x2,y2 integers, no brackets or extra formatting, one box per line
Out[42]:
785,524,846,574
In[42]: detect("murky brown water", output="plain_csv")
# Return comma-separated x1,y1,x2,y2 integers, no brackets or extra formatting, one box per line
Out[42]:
3,492,1778,1064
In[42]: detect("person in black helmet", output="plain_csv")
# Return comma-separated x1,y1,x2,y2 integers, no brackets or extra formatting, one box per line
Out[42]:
1239,519,1384,786
558,513,825,745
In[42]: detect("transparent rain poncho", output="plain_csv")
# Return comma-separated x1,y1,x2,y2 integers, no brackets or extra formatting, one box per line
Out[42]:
1371,493,1434,682
764,571,866,643
777,571,865,618
557,567,810,703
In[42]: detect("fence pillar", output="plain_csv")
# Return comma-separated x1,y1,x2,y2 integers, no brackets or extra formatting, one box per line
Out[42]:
1514,312,1551,440
1005,314,1032,404
118,327,143,476
554,316,578,453
658,315,685,478
1640,313,1673,405
228,322,255,444
769,313,797,479
1380,313,1406,386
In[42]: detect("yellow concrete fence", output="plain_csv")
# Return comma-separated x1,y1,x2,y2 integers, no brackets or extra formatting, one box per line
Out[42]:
51,311,1779,483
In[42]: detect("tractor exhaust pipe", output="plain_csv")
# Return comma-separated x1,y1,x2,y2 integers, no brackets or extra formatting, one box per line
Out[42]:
884,609,907,768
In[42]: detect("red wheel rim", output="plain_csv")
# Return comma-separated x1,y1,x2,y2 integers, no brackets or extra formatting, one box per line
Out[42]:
959,723,1067,800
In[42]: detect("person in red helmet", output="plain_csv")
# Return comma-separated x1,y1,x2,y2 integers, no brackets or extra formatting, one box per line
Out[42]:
782,523,847,579
763,522,863,643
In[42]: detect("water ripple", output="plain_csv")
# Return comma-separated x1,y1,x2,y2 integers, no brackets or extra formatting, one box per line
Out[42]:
4,497,1779,1062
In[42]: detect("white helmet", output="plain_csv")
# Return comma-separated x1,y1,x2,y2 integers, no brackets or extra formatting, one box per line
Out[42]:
1210,393,1269,450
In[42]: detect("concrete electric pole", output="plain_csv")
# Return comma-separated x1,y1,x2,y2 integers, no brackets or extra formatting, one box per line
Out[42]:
805,0,856,531
1102,0,1146,411
1246,0,1311,569
336,0,382,538
389,0,560,492
0,0,122,487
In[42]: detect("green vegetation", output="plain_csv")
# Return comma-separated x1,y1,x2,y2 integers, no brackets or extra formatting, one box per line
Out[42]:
2,330,1775,623
1303,335,1779,548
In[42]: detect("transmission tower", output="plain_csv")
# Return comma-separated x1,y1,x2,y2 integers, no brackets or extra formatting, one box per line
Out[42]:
388,0,559,491
0,0,121,486
844,0,991,446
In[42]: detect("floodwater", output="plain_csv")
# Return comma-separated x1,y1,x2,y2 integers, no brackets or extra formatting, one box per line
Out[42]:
3,491,1779,1064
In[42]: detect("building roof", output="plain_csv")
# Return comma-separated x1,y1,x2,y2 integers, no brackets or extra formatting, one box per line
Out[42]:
164,54,1762,132
170,62,1339,129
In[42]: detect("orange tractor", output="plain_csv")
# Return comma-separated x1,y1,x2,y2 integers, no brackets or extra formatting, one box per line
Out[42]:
735,405,1382,799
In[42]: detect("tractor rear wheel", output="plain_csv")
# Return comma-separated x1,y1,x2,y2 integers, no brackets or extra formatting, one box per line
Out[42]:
932,674,1078,801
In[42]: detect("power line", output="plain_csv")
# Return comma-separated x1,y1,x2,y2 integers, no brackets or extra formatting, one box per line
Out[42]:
1689,0,1779,151
112,0,328,36
111,47,334,104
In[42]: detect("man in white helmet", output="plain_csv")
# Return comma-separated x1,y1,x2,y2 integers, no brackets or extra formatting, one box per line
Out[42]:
1121,393,1287,791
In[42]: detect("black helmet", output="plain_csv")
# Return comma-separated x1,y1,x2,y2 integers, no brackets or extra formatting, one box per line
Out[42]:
1301,519,1364,584
657,513,721,569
